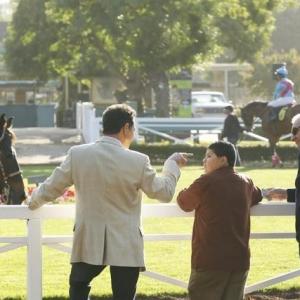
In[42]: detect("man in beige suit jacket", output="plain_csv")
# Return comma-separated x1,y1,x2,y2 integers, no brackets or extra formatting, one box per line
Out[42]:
28,104,188,300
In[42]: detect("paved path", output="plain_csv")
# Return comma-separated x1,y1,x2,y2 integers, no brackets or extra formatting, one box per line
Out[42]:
14,128,83,165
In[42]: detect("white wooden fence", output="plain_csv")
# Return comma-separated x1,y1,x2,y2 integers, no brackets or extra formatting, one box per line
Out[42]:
76,102,101,143
0,203,299,300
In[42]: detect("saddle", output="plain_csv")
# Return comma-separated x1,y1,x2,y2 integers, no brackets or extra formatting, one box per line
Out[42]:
268,104,292,122
278,106,289,121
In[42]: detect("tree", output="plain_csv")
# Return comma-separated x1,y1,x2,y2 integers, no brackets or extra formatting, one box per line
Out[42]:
4,0,296,116
5,0,57,80
245,49,300,99
272,6,300,52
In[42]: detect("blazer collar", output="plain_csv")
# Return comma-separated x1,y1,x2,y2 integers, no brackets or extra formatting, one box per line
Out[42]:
98,136,124,148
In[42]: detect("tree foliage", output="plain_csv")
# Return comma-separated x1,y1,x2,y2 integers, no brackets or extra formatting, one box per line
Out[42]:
5,0,56,80
245,49,300,99
4,0,295,115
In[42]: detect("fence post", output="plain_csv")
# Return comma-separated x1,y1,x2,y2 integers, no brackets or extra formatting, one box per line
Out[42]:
27,218,42,300
76,102,82,130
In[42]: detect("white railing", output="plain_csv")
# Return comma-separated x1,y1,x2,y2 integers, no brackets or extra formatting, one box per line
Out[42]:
76,102,226,144
0,203,298,300
76,102,269,145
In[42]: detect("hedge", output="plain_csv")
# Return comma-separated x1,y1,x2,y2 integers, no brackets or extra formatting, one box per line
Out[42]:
130,142,299,164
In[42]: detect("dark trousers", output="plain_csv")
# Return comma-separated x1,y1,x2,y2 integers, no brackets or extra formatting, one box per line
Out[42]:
69,262,140,300
188,269,248,300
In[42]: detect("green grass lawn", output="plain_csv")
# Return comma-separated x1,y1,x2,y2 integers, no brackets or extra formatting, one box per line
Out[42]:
0,165,299,299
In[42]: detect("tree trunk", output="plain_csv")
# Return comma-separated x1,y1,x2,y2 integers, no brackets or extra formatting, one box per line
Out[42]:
125,76,146,115
56,78,78,128
151,71,170,117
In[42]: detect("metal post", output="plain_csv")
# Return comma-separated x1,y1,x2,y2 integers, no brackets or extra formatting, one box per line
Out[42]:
65,76,69,110
224,69,229,99
78,81,82,94
27,218,42,300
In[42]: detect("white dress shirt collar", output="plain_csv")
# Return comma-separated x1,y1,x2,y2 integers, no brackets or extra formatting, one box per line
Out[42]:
99,135,124,148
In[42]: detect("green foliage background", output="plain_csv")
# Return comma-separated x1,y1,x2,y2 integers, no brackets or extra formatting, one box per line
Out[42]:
131,141,299,164
246,49,300,99
4,0,297,115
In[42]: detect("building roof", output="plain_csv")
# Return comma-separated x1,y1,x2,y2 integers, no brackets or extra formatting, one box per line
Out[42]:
0,80,37,90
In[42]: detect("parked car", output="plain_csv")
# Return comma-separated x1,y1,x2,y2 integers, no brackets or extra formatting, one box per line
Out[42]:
191,91,230,117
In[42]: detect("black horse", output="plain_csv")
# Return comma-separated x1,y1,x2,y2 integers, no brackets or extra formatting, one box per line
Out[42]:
0,114,26,204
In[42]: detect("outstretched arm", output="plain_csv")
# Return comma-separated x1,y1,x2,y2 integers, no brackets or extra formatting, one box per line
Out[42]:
28,150,73,210
140,153,190,202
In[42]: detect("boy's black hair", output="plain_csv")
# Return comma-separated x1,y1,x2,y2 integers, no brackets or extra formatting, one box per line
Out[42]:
208,141,236,167
102,104,136,134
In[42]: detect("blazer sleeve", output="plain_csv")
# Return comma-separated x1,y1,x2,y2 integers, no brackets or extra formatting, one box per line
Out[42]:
221,117,229,138
140,156,180,203
28,149,73,210
234,116,243,132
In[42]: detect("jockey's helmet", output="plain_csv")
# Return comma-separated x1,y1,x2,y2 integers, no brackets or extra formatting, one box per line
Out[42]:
275,66,288,78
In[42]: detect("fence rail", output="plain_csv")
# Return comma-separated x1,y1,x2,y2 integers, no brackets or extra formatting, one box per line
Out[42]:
76,102,269,145
0,202,298,300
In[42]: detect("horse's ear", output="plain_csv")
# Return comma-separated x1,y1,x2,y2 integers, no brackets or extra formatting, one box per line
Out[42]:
6,117,14,129
0,114,6,128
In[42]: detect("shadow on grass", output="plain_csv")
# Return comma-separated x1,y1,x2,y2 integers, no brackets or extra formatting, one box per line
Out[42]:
237,161,298,171
3,294,188,300
3,289,300,300
246,287,300,299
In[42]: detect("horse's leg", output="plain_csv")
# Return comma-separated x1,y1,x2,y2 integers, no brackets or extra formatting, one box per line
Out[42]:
269,140,276,155
270,141,283,168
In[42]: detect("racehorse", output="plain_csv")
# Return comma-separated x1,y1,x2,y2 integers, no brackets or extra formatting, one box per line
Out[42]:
240,101,300,155
0,114,26,204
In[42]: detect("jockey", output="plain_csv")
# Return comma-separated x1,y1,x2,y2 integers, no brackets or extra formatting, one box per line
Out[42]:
267,65,295,121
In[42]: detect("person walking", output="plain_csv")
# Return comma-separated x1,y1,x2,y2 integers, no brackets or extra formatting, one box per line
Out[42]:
220,104,243,166
177,141,262,300
27,103,188,300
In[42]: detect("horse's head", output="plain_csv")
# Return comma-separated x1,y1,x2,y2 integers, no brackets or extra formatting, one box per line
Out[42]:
0,114,26,205
240,107,254,131
240,101,268,132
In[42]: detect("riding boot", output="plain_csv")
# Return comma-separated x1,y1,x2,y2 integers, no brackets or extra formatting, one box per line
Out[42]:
269,107,278,121
69,285,91,300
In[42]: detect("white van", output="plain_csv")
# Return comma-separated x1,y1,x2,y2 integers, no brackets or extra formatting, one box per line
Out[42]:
191,91,230,117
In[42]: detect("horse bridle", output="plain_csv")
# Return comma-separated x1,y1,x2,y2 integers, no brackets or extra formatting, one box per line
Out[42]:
0,155,22,204
0,158,10,204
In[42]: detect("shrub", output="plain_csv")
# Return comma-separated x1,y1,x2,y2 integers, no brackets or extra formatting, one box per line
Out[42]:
131,141,298,164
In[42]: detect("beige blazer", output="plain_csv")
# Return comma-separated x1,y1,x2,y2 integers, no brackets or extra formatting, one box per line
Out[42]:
29,136,180,268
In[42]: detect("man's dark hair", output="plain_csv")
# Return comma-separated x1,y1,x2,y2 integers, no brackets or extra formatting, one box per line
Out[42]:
102,104,136,134
208,141,236,167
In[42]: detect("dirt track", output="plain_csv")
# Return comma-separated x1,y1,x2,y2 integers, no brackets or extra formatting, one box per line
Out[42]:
13,127,82,165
